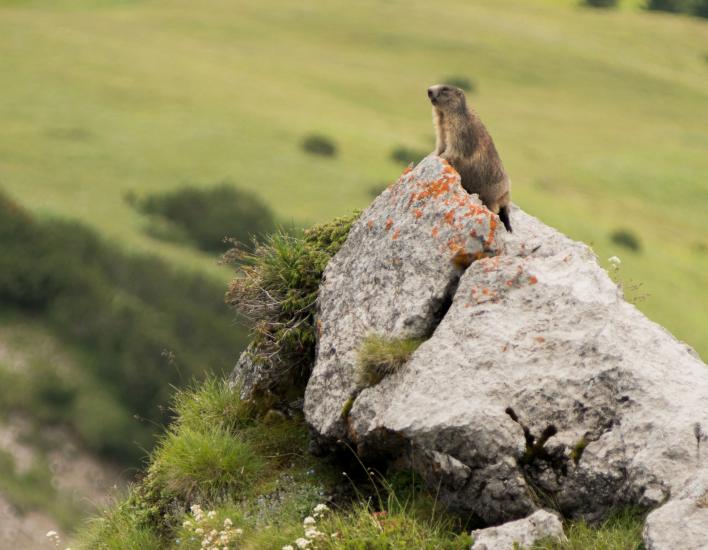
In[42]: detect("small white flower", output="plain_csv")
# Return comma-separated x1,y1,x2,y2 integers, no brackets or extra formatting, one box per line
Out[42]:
313,504,329,513
195,528,204,535
282,546,295,550
46,531,58,538
608,256,621,266
295,538,311,548
303,516,316,526
223,518,233,528
234,528,243,536
207,510,217,519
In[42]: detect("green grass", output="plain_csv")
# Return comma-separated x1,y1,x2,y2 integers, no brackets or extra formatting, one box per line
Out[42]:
533,508,645,549
0,0,705,357
357,334,425,386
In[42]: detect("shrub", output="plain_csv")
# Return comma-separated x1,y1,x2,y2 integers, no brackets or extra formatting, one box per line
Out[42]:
302,134,338,157
391,146,428,166
694,0,708,15
645,0,693,13
225,212,359,398
582,0,618,7
442,76,476,93
356,335,425,386
611,229,641,251
133,184,275,252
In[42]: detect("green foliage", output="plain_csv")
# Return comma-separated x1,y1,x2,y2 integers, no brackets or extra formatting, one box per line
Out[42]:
356,334,425,386
73,493,163,550
133,184,275,253
532,508,646,549
302,134,338,157
583,0,618,6
443,76,476,92
0,191,248,463
645,0,693,13
390,146,428,166
611,229,642,251
225,213,359,397
149,426,264,503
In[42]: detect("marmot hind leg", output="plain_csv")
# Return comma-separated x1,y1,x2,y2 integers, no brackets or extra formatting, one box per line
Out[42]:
499,205,512,233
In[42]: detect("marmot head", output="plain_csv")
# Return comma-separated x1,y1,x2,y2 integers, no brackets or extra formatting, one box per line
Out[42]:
427,84,466,113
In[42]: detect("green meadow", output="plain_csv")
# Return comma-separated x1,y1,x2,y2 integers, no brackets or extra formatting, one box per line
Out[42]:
0,0,706,358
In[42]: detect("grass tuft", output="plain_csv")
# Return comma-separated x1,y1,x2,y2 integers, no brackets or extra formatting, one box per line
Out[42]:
532,507,646,550
357,334,425,386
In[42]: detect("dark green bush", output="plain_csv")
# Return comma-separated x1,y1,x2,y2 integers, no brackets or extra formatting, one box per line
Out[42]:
694,0,708,16
302,134,338,157
134,184,275,253
442,76,476,92
583,0,618,7
611,229,642,252
645,0,693,13
0,189,249,463
390,146,427,167
225,213,359,397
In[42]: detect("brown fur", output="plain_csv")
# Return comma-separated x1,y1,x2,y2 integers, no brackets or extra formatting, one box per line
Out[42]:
428,84,512,231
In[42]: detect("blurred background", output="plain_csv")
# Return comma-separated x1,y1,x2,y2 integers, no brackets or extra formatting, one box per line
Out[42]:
0,0,706,546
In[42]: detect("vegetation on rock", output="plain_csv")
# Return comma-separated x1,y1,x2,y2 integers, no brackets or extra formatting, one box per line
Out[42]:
356,334,425,386
225,213,359,397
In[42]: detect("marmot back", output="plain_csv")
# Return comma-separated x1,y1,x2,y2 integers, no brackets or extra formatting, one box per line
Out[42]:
428,84,512,232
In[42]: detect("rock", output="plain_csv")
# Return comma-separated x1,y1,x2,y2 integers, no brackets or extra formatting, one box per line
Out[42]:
304,156,504,441
643,472,708,550
229,343,270,400
305,155,708,542
471,510,566,550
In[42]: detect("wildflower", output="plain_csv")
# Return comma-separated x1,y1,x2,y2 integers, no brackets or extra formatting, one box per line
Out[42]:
207,510,217,519
234,528,243,536
195,528,204,535
295,538,311,549
303,516,316,526
282,546,295,550
46,532,58,538
223,518,233,528
608,256,621,267
183,520,193,528
313,504,329,514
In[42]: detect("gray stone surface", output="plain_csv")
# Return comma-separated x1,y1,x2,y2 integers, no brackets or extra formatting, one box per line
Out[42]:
304,155,708,544
304,155,504,441
644,472,708,550
471,510,565,550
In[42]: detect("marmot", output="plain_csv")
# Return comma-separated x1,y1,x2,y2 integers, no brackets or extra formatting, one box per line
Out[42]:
428,84,512,232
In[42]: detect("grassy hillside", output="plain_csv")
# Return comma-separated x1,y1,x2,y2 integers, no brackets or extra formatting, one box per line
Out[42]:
1,0,706,357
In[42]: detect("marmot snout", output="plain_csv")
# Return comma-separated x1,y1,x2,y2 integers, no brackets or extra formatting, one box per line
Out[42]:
428,84,512,232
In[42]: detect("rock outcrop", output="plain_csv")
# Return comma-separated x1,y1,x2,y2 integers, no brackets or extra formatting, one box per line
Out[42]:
470,510,565,550
302,155,708,546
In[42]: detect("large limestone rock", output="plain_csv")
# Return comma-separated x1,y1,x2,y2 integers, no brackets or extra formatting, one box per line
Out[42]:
471,510,565,550
305,155,708,544
305,156,503,441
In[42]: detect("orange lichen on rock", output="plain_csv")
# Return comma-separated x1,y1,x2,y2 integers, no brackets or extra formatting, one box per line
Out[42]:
385,218,393,231
485,215,498,247
392,228,400,240
414,209,423,219
431,226,439,238
529,275,538,285
367,220,374,230
444,210,456,226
